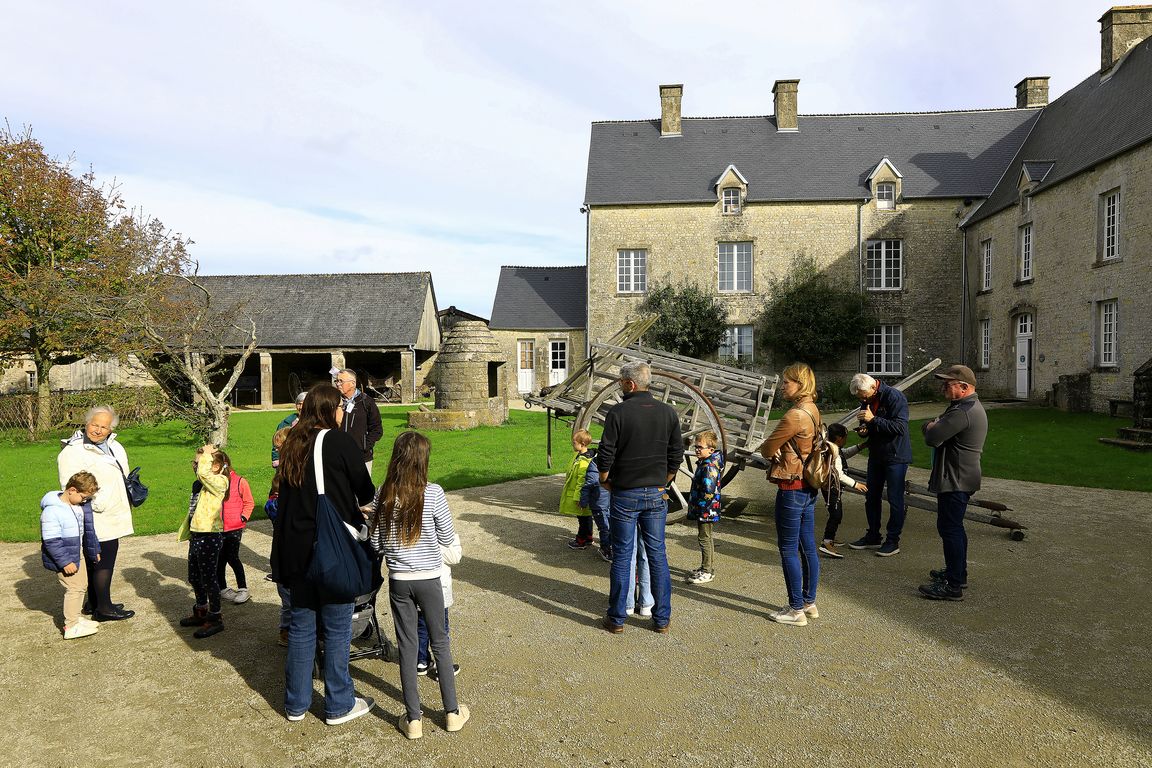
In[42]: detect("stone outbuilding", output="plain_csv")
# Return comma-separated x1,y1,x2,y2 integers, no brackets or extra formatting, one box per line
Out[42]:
408,320,508,430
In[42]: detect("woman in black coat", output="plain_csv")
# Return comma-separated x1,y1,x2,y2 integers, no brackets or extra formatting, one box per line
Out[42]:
271,383,376,725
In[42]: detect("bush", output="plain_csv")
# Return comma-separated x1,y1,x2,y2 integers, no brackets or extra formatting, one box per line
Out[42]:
637,280,729,359
756,255,872,365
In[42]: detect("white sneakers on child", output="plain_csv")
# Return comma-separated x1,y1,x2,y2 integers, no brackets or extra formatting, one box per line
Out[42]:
63,620,99,640
769,608,808,627
219,587,238,602
219,587,250,604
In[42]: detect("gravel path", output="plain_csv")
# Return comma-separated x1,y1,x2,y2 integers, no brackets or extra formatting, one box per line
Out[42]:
3,468,1150,767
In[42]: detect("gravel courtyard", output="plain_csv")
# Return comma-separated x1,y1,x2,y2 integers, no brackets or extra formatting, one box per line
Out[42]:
3,467,1149,767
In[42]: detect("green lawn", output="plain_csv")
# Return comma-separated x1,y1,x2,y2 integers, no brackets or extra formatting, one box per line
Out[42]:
5,405,1147,542
4,407,562,542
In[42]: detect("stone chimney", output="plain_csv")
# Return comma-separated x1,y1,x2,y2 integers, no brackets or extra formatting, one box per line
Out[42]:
1015,76,1050,108
1100,6,1152,75
660,84,682,137
773,79,799,132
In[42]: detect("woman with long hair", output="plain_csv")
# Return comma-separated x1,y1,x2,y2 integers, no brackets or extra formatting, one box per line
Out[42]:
270,382,376,725
758,362,823,627
369,431,469,739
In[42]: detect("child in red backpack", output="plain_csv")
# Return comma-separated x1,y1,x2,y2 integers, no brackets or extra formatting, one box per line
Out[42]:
216,450,255,604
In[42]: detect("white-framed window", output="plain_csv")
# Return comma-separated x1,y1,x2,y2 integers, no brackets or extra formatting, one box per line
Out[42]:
719,325,754,362
722,188,742,215
717,242,752,292
865,240,902,290
617,249,647,293
1021,193,1031,212
876,182,896,210
980,319,991,369
27,371,37,391
1098,300,1118,367
866,325,903,376
1019,224,1033,281
1101,189,1120,261
980,239,993,291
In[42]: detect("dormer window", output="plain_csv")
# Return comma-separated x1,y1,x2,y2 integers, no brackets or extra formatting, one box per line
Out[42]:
722,188,742,215
876,182,896,210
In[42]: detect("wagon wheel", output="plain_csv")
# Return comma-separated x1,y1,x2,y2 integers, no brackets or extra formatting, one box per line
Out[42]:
574,371,728,503
288,372,303,398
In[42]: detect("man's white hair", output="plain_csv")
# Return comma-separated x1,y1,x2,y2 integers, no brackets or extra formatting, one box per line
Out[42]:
619,361,651,389
849,373,877,396
337,368,357,383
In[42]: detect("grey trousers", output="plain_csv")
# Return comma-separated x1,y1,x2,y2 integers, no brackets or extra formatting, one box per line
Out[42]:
389,576,457,721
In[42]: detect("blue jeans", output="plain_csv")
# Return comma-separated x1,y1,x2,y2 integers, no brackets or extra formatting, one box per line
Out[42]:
865,459,909,543
629,536,654,611
775,487,820,610
608,486,671,626
417,608,451,666
277,584,292,630
285,597,355,719
936,491,971,587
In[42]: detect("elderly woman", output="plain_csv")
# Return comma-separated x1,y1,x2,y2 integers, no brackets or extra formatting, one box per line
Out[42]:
271,383,376,725
57,405,136,621
759,362,822,627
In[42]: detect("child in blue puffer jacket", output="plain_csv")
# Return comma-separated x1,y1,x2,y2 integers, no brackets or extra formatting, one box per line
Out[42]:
41,471,102,640
685,431,724,585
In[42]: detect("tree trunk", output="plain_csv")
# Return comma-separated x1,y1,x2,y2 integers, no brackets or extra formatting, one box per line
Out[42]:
34,358,53,438
206,398,231,447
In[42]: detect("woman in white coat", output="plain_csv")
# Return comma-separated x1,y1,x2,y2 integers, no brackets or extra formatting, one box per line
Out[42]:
57,406,136,621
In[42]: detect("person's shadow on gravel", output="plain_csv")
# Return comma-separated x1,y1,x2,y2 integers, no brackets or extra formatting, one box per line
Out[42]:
14,552,60,624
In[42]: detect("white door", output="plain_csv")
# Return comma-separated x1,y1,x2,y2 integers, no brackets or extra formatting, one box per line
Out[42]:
1015,314,1033,398
517,340,535,393
549,340,567,386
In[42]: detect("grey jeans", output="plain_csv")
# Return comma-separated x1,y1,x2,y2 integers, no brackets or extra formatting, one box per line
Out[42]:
389,577,458,720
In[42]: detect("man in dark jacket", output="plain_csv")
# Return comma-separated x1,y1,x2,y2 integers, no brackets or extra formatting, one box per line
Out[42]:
919,365,987,601
334,369,384,472
847,373,912,556
597,361,684,634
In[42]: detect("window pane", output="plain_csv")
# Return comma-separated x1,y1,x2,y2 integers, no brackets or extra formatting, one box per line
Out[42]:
718,242,752,292
866,240,901,290
617,249,647,292
981,240,992,291
866,324,902,375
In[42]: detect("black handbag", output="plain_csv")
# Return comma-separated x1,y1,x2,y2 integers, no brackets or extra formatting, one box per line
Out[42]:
304,430,373,602
114,456,149,508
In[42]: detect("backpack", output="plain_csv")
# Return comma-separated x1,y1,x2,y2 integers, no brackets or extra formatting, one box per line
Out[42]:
789,407,832,491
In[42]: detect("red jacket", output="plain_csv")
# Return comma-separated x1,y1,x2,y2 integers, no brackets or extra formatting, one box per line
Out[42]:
221,471,255,532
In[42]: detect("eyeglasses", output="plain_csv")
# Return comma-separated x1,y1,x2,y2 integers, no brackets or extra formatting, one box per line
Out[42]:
693,445,712,452
80,495,94,503
334,378,353,386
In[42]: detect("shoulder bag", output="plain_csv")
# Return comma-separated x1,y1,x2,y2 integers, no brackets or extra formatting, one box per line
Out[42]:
304,430,374,602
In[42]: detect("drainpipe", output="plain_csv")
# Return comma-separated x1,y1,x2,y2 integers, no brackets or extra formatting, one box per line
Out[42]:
582,203,591,355
960,231,968,365
858,198,868,369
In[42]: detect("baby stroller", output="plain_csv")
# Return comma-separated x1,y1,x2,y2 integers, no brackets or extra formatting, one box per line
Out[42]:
316,564,396,673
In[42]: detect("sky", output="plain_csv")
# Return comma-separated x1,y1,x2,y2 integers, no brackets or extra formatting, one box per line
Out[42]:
1,1,1107,316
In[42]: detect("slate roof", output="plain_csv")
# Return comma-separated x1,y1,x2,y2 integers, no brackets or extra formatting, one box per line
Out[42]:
967,35,1152,225
489,266,586,330
585,108,1039,205
193,272,437,349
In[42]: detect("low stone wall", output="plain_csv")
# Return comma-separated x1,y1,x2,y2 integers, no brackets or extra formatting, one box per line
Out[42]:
407,400,505,431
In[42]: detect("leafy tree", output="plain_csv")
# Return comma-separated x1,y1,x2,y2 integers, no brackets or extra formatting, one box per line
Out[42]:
755,255,872,365
636,280,729,359
0,126,139,433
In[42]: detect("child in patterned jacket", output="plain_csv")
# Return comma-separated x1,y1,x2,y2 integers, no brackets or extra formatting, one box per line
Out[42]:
686,431,724,585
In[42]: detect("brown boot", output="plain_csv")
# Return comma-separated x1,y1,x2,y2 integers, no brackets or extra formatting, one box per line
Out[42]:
179,605,208,627
193,612,224,639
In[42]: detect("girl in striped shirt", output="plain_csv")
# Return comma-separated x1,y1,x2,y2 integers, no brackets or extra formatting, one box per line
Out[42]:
368,431,470,740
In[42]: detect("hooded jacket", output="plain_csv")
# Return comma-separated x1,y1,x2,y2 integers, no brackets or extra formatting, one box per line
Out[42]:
57,430,134,541
40,491,101,572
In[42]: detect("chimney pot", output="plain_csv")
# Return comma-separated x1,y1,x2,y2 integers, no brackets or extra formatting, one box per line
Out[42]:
772,79,799,132
1015,76,1050,108
1100,6,1152,74
659,84,683,137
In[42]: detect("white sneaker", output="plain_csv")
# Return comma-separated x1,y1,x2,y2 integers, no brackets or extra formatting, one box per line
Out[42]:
445,704,470,733
687,570,715,585
219,587,238,602
802,603,819,619
64,622,99,639
625,606,635,616
637,605,653,618
325,696,374,726
232,588,250,604
769,608,808,627
77,617,101,629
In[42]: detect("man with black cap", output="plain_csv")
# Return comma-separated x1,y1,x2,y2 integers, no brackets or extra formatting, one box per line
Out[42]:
919,364,987,601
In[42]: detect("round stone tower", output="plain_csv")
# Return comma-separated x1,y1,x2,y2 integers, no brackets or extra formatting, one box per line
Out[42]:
408,320,508,430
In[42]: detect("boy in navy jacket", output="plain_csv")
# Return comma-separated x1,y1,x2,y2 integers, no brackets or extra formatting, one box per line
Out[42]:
41,471,102,639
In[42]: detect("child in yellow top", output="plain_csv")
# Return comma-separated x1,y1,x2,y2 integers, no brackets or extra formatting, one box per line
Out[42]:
179,445,230,638
559,430,610,558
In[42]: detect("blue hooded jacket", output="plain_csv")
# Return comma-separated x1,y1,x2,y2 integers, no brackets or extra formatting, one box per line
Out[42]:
863,381,912,464
40,491,100,572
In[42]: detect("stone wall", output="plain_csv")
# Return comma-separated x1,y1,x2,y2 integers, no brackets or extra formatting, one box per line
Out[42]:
587,197,966,384
966,143,1152,410
489,328,587,400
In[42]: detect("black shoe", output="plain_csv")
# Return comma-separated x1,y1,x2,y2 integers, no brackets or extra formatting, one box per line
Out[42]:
929,569,968,589
876,540,901,557
919,581,964,601
429,663,460,681
847,535,882,550
94,608,135,622
193,615,224,639
83,602,123,616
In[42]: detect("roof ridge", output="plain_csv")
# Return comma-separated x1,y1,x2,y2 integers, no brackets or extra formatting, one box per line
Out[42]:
197,271,431,279
592,107,1038,125
501,264,585,270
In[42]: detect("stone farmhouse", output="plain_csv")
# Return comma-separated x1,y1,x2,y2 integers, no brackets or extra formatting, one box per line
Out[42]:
489,265,587,399
582,5,1152,410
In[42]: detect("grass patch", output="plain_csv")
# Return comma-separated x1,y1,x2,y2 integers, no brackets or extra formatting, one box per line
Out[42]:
4,407,561,542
